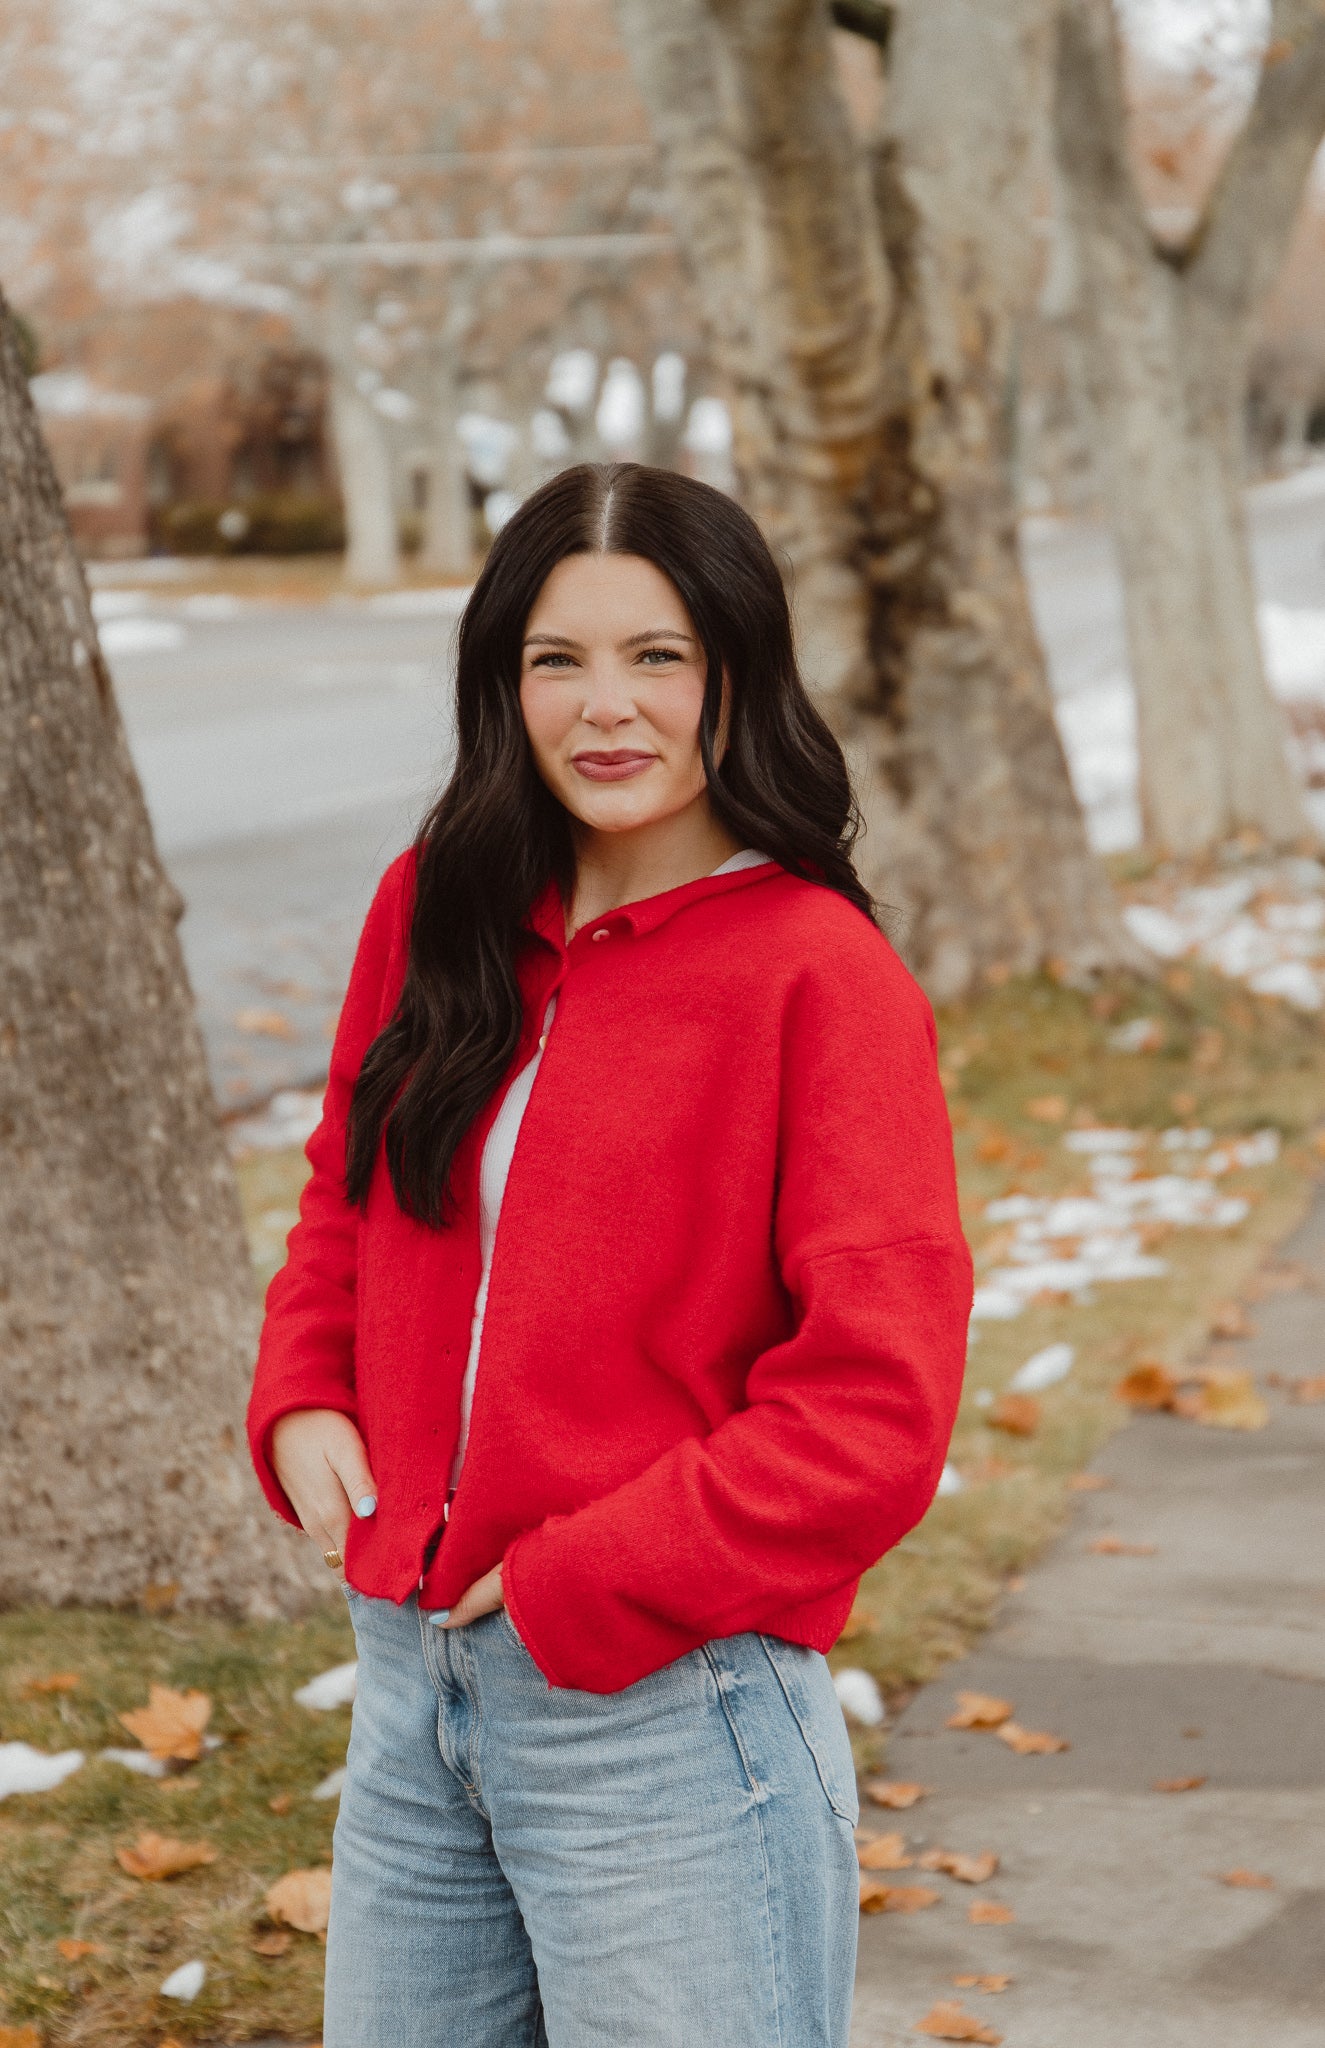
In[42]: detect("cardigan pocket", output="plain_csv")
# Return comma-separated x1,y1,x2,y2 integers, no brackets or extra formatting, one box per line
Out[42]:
757,1634,860,1824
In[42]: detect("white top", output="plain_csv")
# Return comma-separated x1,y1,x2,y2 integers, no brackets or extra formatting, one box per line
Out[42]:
447,848,773,1488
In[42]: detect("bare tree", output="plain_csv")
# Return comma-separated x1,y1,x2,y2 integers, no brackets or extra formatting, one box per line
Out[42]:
325,272,403,585
1053,0,1325,855
617,0,1135,998
0,294,317,1614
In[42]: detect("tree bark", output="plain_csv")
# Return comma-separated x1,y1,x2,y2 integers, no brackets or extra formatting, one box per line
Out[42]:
418,349,473,577
618,0,1136,998
0,291,319,1614
1053,0,1324,855
326,278,403,587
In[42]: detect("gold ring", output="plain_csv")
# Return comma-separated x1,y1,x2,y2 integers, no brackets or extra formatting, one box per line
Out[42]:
322,1549,344,1570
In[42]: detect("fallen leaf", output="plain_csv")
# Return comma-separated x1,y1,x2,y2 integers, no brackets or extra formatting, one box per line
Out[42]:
915,1999,1002,2043
1191,1026,1224,1071
953,1975,1012,1993
118,1684,212,1762
969,1900,1015,1925
919,1848,1000,1884
0,2030,41,2048
1089,1537,1157,1556
976,1132,1013,1164
114,1830,218,1880
1154,1776,1206,1793
234,1007,298,1040
837,1601,878,1643
866,1780,928,1809
1263,34,1295,64
859,1880,940,1914
140,1580,180,1615
19,1671,80,1697
858,1832,914,1871
55,1939,104,1960
997,1721,1069,1755
1115,1363,1178,1410
268,1792,295,1815
1190,1369,1269,1432
987,1394,1040,1438
1291,1375,1325,1404
947,1692,1014,1731
266,1866,333,1935
1218,1868,1274,1890
1025,1095,1068,1123
1210,1302,1255,1340
1170,1090,1198,1116
1067,1473,1113,1492
1244,1264,1306,1301
252,1929,295,1956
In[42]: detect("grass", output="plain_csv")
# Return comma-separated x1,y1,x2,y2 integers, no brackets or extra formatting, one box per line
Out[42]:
2,961,1323,2042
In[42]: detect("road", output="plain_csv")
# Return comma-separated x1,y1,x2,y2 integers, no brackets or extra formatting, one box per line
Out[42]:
101,476,1325,1108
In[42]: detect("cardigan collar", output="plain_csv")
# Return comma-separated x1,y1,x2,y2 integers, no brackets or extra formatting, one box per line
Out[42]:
523,857,780,959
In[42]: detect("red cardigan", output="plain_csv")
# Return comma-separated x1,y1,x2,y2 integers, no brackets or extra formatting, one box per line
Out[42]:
246,850,972,1692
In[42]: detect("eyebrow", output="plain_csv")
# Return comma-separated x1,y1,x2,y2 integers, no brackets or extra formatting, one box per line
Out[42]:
522,627,696,650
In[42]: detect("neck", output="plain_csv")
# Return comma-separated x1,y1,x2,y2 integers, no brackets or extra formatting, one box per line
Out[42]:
565,798,744,932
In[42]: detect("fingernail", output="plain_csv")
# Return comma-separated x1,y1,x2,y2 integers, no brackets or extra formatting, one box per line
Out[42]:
427,1609,451,1627
355,1495,377,1517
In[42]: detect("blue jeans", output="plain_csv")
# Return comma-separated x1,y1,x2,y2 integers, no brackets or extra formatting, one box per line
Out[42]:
324,1587,860,2046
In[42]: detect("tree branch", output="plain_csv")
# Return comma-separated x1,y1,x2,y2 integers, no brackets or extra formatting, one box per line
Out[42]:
1052,0,1155,277
830,0,893,53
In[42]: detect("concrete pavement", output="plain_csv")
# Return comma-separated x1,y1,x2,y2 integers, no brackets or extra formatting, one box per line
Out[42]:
852,1190,1325,2047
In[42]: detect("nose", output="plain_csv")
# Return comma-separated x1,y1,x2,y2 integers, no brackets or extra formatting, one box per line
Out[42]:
579,660,637,732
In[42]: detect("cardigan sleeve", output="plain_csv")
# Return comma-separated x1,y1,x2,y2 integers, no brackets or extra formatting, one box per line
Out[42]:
245,849,415,1525
501,918,974,1692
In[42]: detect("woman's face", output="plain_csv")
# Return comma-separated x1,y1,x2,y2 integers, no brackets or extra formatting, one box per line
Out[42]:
519,552,728,837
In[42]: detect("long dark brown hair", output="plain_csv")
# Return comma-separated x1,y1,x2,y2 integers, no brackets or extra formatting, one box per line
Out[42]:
345,461,875,1225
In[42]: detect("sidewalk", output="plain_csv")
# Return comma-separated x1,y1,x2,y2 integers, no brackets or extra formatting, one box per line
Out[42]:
852,1189,1325,2047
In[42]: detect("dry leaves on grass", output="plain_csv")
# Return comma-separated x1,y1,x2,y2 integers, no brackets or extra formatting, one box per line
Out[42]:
1114,1363,1268,1431
1154,1776,1206,1793
919,1849,1000,1885
866,1780,929,1809
915,1999,1002,2043
266,1866,333,1936
117,1683,212,1762
857,1832,914,1871
997,1722,1070,1755
1115,1362,1179,1409
986,1394,1041,1438
1218,1869,1274,1889
969,1900,1015,1925
269,1792,295,1815
1025,1095,1069,1124
19,1671,80,1697
947,1692,1013,1731
0,2028,42,2048
252,1930,295,1956
859,1881,940,1915
953,1975,1011,1993
55,1940,104,1961
1089,1537,1157,1556
114,1831,218,1880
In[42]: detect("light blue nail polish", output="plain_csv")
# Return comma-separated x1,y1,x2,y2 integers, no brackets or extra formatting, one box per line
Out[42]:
355,1494,377,1517
427,1608,451,1626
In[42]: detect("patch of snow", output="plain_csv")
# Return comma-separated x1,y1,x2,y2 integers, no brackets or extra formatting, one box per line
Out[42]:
31,369,150,420
99,1746,170,1778
1062,1129,1144,1154
936,1462,965,1498
0,1742,85,1799
99,616,185,656
294,1660,357,1711
833,1668,885,1727
312,1764,348,1800
227,1088,324,1155
160,1960,206,2001
1008,1343,1075,1394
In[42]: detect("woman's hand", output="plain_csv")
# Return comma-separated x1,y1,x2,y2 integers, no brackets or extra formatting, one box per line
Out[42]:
442,1564,505,1628
271,1408,378,1569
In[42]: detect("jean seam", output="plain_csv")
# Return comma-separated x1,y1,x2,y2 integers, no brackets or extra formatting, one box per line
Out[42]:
757,1635,858,1824
700,1645,786,2048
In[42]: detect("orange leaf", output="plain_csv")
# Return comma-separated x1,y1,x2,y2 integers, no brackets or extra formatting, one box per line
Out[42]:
1190,1369,1268,1431
919,1848,999,1885
252,1929,295,1955
1025,1095,1068,1123
1218,1868,1274,1889
1210,1301,1254,1340
953,1975,1011,1993
1089,1537,1157,1556
268,1792,295,1815
1115,1363,1178,1410
866,1779,928,1810
117,1683,212,1762
55,1939,104,1961
114,1830,218,1881
858,1832,914,1871
1291,1376,1325,1404
987,1394,1040,1438
969,1900,1015,1925
947,1691,1013,1731
1067,1473,1113,1492
859,1881,940,1914
234,1006,298,1040
266,1867,333,1935
1263,35,1295,65
915,1999,1002,2042
976,1131,1013,1163
20,1671,80,1697
0,2029,42,2048
997,1721,1069,1755
1154,1775,1206,1793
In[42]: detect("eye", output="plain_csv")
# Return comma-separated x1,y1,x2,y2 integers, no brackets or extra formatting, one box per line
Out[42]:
637,646,684,666
528,651,577,668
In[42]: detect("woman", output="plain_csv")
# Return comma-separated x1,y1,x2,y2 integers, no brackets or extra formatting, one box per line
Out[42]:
247,461,972,2048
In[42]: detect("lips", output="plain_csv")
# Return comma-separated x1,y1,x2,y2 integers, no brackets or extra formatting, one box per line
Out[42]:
571,751,658,782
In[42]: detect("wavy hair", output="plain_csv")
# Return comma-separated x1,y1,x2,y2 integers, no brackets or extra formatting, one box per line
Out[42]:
345,461,875,1224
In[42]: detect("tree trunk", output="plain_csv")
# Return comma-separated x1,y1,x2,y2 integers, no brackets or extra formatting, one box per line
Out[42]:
326,279,402,587
0,293,319,1614
618,0,1136,998
1053,0,1325,855
419,317,476,578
